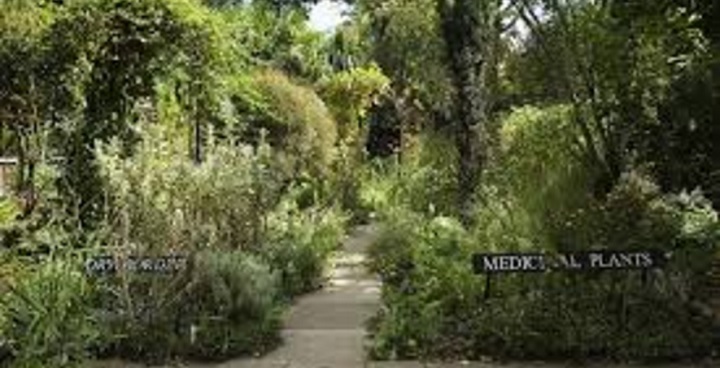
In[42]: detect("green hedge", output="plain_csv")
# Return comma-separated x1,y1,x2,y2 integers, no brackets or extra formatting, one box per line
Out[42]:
367,176,720,361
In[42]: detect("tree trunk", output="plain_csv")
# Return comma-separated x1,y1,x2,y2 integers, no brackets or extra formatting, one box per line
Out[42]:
437,0,496,225
193,117,202,165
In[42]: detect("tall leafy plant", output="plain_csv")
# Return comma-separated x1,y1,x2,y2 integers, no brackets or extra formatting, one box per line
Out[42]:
42,0,231,227
1,258,100,367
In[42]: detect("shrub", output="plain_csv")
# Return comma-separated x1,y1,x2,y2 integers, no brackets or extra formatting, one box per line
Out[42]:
98,123,282,252
367,209,480,360
94,250,283,362
249,68,338,181
366,103,720,362
93,125,291,362
318,64,390,138
0,250,14,365
263,198,349,296
487,105,598,249
366,230,413,290
187,251,283,359
0,307,7,367
92,259,195,363
1,258,101,367
359,133,458,220
317,65,390,217
0,198,18,230
367,174,720,361
367,103,720,360
357,159,394,217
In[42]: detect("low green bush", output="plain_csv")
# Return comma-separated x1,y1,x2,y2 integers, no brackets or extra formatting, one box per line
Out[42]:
365,215,417,287
0,314,7,367
0,198,18,229
367,210,480,360
263,198,349,296
390,134,459,217
0,251,12,366
92,260,194,362
1,258,101,368
357,133,458,221
95,250,283,362
187,251,283,359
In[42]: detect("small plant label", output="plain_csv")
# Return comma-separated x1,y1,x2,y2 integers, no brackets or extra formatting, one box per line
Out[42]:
85,255,188,275
473,250,667,274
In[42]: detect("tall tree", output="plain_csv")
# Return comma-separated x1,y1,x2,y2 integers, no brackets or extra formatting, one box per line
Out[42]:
437,0,500,224
45,0,227,228
509,0,711,198
0,0,55,215
355,0,452,161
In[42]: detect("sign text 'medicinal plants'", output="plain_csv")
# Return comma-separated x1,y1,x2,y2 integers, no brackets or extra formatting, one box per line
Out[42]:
472,250,667,274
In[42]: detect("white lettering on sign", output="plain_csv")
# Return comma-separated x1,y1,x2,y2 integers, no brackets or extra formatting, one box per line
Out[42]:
479,254,547,272
585,251,657,270
473,251,664,274
557,254,582,269
86,255,188,275
483,257,499,271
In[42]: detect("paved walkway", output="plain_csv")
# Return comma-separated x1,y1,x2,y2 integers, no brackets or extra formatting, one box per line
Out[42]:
91,224,383,368
90,225,715,368
217,223,383,368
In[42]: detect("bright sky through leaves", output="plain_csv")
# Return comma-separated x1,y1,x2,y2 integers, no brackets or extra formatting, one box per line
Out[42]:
308,0,350,33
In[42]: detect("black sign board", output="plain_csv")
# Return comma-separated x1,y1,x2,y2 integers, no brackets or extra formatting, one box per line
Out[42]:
86,255,188,275
473,250,667,274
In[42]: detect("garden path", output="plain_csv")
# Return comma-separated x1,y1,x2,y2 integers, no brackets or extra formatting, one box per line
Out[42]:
215,223,383,368
90,224,715,368
92,224,382,368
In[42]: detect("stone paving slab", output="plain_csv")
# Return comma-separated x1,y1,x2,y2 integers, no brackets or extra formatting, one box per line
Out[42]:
328,264,374,280
257,329,367,366
284,301,378,330
303,282,381,303
342,225,380,254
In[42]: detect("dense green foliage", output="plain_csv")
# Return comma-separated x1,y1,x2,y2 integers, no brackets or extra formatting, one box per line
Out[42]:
0,0,357,366
365,122,720,361
1,0,719,365
3,259,100,367
93,250,283,362
354,0,720,361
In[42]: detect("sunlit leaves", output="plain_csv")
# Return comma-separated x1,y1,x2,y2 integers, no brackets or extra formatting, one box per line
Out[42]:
318,64,390,130
251,68,338,178
223,5,331,80
0,0,55,131
358,0,452,113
